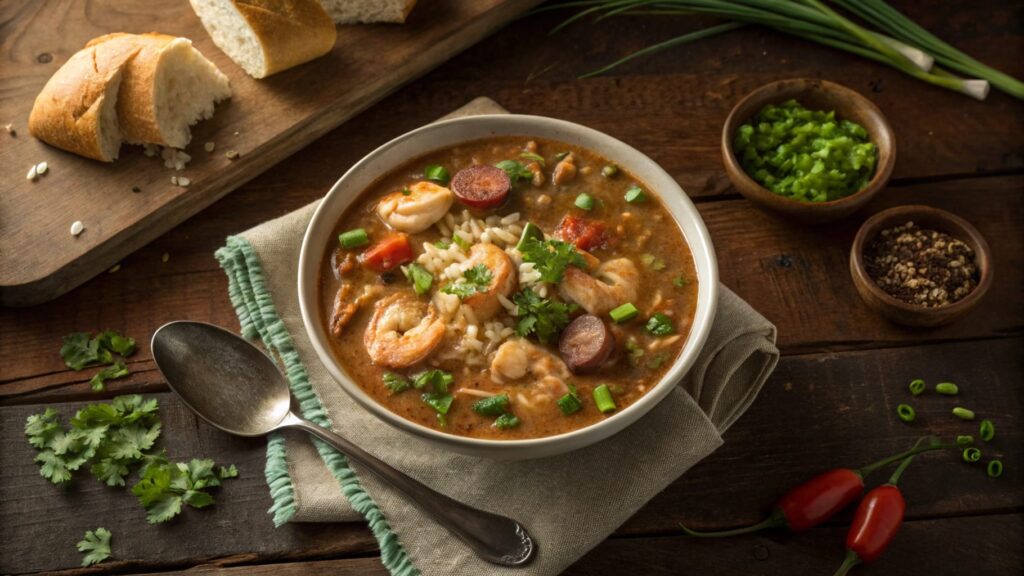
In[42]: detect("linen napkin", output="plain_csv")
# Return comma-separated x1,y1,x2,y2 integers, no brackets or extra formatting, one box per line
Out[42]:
215,97,779,576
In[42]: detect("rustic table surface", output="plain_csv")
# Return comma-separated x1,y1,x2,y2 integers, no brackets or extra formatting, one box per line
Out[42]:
2,1,1022,574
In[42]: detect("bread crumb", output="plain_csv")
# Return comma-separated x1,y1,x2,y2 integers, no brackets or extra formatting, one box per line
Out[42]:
161,252,170,263
108,264,121,273
162,147,191,170
70,221,84,236
204,141,216,152
26,164,38,181
4,123,15,137
177,176,191,187
225,150,240,160
233,131,240,136
36,161,48,175
170,176,178,185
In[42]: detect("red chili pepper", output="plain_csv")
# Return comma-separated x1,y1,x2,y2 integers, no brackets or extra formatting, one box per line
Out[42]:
555,215,608,252
680,437,939,537
832,453,915,576
359,234,413,273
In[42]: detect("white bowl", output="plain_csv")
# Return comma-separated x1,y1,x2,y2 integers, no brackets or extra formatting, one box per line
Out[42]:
298,114,719,459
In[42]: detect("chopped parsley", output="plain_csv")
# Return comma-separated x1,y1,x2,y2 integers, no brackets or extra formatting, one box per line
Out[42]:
442,264,493,298
518,237,587,283
512,289,575,344
413,369,453,393
645,313,676,336
494,160,534,184
493,413,521,430
401,263,433,296
383,372,412,394
424,165,450,185
421,392,454,416
77,527,112,567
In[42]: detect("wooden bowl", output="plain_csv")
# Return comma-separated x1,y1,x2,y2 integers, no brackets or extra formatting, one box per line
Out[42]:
849,205,993,327
722,78,896,224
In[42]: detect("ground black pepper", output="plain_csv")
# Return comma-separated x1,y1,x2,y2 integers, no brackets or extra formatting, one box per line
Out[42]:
864,221,978,307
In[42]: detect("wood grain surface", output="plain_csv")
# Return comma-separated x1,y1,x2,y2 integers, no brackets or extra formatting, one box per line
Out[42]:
0,0,541,306
1,0,1022,574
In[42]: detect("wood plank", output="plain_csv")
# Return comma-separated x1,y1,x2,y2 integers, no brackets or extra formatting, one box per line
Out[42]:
2,339,1019,573
0,393,377,575
0,0,542,306
3,175,1021,395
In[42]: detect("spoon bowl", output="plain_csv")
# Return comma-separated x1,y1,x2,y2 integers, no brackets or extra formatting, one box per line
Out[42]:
151,321,536,567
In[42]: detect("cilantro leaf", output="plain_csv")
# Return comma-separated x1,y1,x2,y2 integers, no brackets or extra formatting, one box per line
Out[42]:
441,264,493,298
218,464,239,479
145,495,183,524
35,450,74,484
91,458,132,486
512,289,575,344
60,330,135,370
89,360,129,391
412,369,454,393
77,527,112,567
383,372,411,394
494,160,534,184
96,331,136,356
131,457,237,524
518,237,587,283
25,408,62,449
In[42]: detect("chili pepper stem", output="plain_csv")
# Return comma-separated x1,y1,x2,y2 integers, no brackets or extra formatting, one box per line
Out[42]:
887,452,917,485
856,436,943,479
680,508,787,538
833,549,862,576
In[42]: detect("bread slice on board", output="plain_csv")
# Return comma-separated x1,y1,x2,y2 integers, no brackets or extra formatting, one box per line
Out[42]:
86,33,232,148
28,44,138,162
317,0,417,24
190,0,336,79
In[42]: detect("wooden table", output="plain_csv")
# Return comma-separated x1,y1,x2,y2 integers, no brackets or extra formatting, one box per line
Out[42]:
2,2,1021,574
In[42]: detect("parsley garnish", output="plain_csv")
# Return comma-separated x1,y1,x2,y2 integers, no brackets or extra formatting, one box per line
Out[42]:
383,372,411,394
512,289,575,344
412,369,454,393
77,527,112,567
518,237,587,283
60,330,136,390
441,264,493,298
494,160,534,184
645,313,676,336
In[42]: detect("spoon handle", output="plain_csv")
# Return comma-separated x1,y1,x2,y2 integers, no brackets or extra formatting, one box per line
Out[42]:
282,412,535,567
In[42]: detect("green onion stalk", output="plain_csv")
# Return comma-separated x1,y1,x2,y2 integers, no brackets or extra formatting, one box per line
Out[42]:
542,0,1020,100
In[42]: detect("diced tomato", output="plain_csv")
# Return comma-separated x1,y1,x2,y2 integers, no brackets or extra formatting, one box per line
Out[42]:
555,215,608,252
359,234,413,273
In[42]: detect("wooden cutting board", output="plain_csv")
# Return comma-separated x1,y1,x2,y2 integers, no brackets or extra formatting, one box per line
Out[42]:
0,0,540,306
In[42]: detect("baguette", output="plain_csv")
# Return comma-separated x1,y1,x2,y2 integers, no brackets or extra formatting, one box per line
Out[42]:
317,0,417,24
27,43,137,162
190,0,336,79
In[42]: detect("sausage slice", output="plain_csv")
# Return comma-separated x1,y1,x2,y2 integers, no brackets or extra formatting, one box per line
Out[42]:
559,314,615,374
451,165,511,209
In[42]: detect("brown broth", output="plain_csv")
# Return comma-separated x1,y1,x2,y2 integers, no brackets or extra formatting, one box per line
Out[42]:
319,137,698,439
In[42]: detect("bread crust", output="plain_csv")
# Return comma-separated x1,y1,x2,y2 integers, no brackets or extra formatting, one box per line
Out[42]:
28,43,139,161
230,0,337,78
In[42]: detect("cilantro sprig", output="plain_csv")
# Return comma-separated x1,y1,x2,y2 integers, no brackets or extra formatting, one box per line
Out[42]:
512,289,575,344
494,160,534,185
60,330,136,390
518,237,587,283
441,264,493,298
131,458,238,524
77,527,113,566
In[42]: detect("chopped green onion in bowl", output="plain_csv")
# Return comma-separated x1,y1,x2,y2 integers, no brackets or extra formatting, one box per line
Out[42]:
733,99,878,203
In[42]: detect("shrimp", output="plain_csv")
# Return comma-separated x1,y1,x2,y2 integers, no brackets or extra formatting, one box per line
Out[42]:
364,293,446,368
458,243,517,321
558,257,639,316
331,284,382,336
376,181,453,233
489,339,571,408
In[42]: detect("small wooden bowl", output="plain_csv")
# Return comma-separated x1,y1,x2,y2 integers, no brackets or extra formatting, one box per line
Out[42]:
722,78,896,223
849,205,993,327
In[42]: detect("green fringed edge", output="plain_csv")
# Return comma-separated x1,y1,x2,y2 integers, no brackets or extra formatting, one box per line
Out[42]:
215,235,419,576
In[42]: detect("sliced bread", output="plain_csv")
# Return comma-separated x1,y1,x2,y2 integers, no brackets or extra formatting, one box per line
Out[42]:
28,43,138,162
317,0,417,24
190,0,336,79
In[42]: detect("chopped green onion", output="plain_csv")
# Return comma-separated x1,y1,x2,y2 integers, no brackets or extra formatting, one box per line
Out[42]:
493,413,521,430
422,392,453,415
953,407,975,420
645,313,675,336
520,152,546,167
987,460,1004,478
593,384,616,414
516,222,544,251
424,165,449,185
557,385,583,415
624,185,647,203
956,435,974,446
413,369,453,393
575,193,595,211
896,403,915,423
962,447,982,463
935,382,959,395
909,379,926,396
601,164,618,177
979,419,995,442
338,228,369,249
609,302,639,323
402,263,433,296
382,372,411,394
452,233,470,251
473,394,510,417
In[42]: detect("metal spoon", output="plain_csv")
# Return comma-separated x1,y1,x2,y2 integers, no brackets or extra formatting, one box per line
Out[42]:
151,321,535,567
